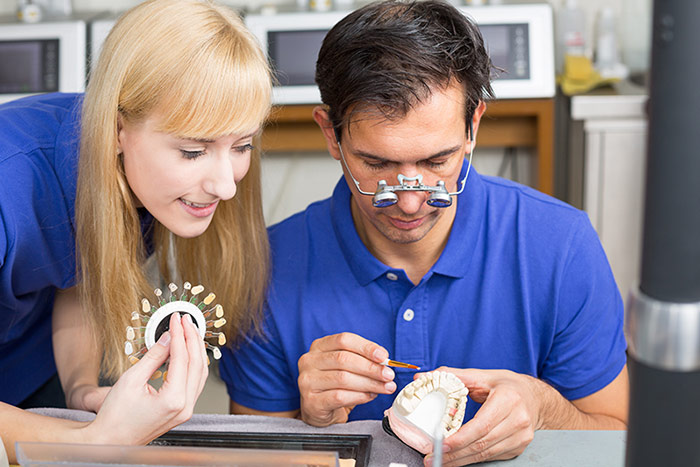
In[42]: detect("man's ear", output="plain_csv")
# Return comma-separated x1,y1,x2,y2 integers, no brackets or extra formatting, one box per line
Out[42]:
312,106,342,161
469,101,487,144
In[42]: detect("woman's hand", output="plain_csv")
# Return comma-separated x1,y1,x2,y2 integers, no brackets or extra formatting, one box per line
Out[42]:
66,384,111,413
82,312,208,445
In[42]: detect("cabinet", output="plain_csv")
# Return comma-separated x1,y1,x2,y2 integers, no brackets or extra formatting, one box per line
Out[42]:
570,83,647,301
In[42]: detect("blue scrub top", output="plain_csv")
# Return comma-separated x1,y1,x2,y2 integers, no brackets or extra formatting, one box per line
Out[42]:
219,167,627,422
0,93,83,405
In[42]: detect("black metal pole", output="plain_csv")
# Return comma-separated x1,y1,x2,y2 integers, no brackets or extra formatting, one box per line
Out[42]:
625,0,700,465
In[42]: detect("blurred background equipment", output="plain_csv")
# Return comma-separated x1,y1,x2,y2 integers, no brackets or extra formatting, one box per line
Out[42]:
625,0,700,465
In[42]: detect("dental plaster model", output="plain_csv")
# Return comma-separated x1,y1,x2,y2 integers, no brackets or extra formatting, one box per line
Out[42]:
124,282,226,378
384,371,468,454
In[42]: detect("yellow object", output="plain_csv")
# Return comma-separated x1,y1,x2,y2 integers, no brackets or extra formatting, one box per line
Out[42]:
558,54,620,95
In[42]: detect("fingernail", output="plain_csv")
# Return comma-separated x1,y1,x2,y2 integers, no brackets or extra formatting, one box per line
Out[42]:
442,443,451,453
425,455,433,467
158,331,171,347
184,314,193,325
373,348,388,361
382,366,395,380
385,381,397,393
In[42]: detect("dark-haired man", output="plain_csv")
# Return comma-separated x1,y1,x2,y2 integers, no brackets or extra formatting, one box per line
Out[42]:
220,1,628,465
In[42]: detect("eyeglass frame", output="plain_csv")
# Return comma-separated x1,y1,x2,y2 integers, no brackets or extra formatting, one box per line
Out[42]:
334,120,475,208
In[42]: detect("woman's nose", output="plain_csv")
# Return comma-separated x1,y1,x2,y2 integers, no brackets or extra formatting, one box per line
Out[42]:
202,156,237,201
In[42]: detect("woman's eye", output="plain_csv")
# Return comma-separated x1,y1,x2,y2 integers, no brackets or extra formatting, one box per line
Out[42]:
234,143,255,153
180,149,205,160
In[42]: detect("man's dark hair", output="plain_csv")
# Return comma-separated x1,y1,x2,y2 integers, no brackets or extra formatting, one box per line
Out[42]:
315,0,495,141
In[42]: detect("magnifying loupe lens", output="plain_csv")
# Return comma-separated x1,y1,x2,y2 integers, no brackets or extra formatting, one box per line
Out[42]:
427,193,452,208
373,191,398,207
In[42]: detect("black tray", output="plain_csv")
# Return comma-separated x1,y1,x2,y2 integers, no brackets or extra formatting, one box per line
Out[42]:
151,430,372,467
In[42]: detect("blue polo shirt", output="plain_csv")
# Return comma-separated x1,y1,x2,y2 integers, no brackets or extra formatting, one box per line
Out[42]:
219,168,627,422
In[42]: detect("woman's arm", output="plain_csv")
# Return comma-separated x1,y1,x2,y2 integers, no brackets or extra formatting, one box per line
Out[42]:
52,286,109,412
3,312,207,464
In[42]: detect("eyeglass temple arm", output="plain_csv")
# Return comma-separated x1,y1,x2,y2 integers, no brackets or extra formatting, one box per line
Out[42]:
335,133,377,196
334,119,475,196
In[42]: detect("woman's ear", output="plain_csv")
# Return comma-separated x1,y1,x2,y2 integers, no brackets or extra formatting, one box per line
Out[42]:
116,113,124,154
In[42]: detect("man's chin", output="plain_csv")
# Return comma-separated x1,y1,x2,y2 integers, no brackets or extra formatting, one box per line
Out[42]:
378,225,432,244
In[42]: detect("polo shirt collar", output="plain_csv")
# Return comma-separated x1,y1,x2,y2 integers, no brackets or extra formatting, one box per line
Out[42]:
330,179,390,286
330,161,486,285
431,163,485,278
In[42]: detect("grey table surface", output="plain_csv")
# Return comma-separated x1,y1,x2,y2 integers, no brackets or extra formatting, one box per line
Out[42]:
32,409,626,466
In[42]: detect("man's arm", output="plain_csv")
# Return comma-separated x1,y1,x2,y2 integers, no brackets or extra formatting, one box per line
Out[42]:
427,365,628,467
228,332,396,425
230,401,299,418
52,286,109,412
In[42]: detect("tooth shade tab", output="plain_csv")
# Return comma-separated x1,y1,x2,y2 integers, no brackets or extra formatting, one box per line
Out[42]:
125,282,227,379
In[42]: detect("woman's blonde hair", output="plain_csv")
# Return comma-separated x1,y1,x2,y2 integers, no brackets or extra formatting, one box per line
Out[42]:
76,0,272,379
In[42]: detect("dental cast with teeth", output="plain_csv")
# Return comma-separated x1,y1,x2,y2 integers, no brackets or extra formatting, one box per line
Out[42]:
386,371,470,454
0,0,272,463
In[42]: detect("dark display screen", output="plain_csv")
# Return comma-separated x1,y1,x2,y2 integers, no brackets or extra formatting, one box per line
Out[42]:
267,23,529,86
268,29,327,86
0,39,59,94
480,23,530,80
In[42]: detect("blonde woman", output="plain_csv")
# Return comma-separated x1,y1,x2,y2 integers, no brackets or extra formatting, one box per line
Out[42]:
0,0,270,462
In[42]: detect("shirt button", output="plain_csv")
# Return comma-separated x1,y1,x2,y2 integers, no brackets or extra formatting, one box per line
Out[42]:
403,308,415,322
386,272,398,281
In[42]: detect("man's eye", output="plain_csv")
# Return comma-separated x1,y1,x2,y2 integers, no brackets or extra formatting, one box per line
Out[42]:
181,149,205,160
363,161,387,170
425,160,447,169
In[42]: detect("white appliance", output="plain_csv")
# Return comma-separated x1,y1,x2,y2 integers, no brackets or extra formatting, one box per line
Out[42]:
88,14,118,71
245,3,555,105
0,14,93,104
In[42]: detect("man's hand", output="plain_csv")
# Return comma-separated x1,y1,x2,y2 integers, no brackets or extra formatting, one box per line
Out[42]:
297,332,396,427
423,366,628,467
422,368,540,466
